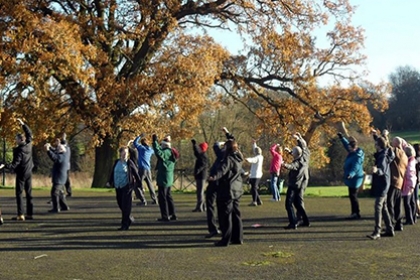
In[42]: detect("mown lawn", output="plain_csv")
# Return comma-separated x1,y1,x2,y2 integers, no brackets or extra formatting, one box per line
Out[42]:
0,188,419,280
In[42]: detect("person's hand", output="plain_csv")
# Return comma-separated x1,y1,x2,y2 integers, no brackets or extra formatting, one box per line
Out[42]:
17,118,24,125
44,143,51,151
222,127,229,134
293,133,301,140
0,164,4,170
337,132,343,139
370,128,377,135
382,129,389,137
62,132,67,141
139,133,146,138
191,139,196,145
372,166,378,174
152,134,158,142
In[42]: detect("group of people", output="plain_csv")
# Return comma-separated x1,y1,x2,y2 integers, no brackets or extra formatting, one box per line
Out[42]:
338,126,420,240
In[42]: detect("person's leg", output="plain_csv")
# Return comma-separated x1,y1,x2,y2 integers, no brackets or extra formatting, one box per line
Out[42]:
24,175,33,217
294,188,309,225
205,182,219,234
403,195,414,224
373,196,385,234
387,187,396,224
231,198,243,244
50,184,61,212
249,178,257,204
58,185,69,211
382,197,394,234
394,188,403,230
143,169,157,203
270,174,279,201
120,186,133,229
194,179,204,211
254,178,262,205
15,176,25,217
285,188,297,228
216,198,233,245
157,185,169,220
166,187,176,219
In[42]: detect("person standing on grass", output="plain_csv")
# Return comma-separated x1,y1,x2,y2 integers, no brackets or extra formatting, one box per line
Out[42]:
128,138,147,205
191,139,209,212
413,143,420,217
402,145,417,225
45,142,70,213
0,118,34,221
245,139,264,206
367,136,395,240
337,132,364,220
60,133,72,197
134,134,157,205
208,139,244,246
269,143,283,202
152,134,179,222
107,147,141,230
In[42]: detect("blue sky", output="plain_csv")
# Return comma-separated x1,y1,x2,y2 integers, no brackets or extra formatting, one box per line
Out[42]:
206,0,419,85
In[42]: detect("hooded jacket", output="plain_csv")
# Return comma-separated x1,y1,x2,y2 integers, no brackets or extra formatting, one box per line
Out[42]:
212,151,244,200
372,147,395,197
340,137,365,188
6,124,34,177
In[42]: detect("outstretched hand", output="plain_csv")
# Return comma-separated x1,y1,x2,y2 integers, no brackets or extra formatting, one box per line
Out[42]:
191,139,197,145
222,127,229,134
152,134,158,142
17,118,24,125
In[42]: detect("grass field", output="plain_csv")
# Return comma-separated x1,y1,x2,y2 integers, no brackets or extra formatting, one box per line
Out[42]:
0,189,419,280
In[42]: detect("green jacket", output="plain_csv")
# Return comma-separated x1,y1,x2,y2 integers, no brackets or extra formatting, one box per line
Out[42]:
152,141,177,187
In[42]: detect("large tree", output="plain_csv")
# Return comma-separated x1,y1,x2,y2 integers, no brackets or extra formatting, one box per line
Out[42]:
0,0,389,186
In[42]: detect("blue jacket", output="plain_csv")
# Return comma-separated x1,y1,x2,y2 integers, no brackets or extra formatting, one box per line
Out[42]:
341,137,365,188
134,136,154,170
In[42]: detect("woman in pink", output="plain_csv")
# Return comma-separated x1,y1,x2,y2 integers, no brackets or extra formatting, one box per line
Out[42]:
270,143,283,201
402,145,417,225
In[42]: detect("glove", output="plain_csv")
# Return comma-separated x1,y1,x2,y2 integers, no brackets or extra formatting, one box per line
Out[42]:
191,139,196,145
337,132,343,139
152,134,158,142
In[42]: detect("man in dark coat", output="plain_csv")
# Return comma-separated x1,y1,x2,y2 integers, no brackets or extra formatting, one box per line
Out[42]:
46,143,70,213
0,118,34,221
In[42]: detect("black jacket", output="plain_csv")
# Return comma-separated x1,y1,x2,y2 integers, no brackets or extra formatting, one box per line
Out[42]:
6,124,33,177
284,156,305,189
193,144,209,180
372,148,395,197
212,151,244,200
47,150,67,185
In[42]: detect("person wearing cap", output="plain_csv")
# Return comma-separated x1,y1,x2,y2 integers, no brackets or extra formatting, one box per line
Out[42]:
191,139,209,212
338,132,365,220
0,118,34,221
245,139,264,206
45,142,70,213
283,145,310,229
152,134,179,221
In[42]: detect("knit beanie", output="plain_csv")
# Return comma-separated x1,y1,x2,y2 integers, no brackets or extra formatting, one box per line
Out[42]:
199,142,208,152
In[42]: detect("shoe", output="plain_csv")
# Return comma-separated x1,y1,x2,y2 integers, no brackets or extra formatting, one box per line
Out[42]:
298,221,311,227
346,213,361,220
157,218,170,222
367,232,381,240
395,224,403,231
25,215,34,220
48,209,60,213
270,198,279,202
61,207,70,211
257,201,263,206
12,215,25,221
381,231,395,237
214,241,228,247
205,230,221,238
230,240,243,245
170,215,177,221
118,226,129,230
248,202,257,206
151,200,158,205
284,224,297,230
0,217,3,225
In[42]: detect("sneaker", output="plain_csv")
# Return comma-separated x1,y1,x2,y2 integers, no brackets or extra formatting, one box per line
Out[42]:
367,232,380,240
11,215,25,221
284,224,297,230
248,202,258,206
257,201,263,206
380,231,395,237
170,215,177,221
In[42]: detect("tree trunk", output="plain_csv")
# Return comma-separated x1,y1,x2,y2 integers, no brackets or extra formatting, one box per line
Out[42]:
91,136,117,188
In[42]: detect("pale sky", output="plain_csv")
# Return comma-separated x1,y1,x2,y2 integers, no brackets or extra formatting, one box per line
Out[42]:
206,0,420,85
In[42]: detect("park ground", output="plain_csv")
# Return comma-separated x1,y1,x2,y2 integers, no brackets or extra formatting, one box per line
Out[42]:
0,188,420,280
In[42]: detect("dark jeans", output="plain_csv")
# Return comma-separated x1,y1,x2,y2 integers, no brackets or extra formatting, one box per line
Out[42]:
348,187,360,215
285,187,309,226
157,185,176,220
15,174,33,216
216,196,243,245
65,170,72,196
51,184,69,211
403,194,415,224
139,169,157,202
195,178,206,211
205,181,218,233
116,185,133,228
387,186,403,226
249,178,262,204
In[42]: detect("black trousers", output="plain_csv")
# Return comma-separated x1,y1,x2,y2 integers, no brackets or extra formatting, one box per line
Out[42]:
387,186,403,226
348,187,360,215
65,170,72,196
403,194,415,224
285,187,309,226
249,178,262,204
157,185,176,220
205,181,219,233
15,174,33,216
51,184,69,211
116,186,133,228
216,196,243,245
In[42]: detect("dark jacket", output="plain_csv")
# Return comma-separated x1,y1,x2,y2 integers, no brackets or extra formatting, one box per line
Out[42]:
284,156,305,189
108,159,141,190
372,148,395,197
296,136,310,189
193,143,209,180
47,150,67,185
128,146,139,168
6,124,33,177
212,151,244,200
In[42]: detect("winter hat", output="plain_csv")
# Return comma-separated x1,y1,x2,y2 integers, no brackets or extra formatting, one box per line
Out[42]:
163,135,171,142
199,142,208,152
160,140,171,149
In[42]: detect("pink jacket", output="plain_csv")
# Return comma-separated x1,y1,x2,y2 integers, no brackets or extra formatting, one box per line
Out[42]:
269,144,283,175
402,156,417,196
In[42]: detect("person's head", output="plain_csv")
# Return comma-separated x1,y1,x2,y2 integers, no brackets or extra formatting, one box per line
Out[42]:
348,136,358,151
15,133,25,145
292,146,302,159
375,136,387,151
254,146,262,155
405,145,415,158
54,138,61,146
199,142,208,153
160,140,171,149
275,144,282,154
119,147,129,161
225,139,239,154
141,138,148,146
56,144,66,154
392,137,403,148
